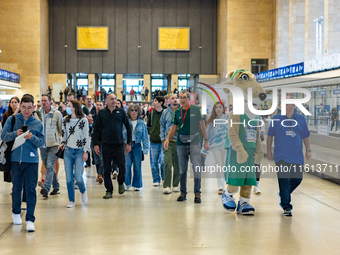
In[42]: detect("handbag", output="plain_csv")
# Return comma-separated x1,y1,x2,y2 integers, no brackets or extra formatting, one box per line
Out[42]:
55,118,81,159
0,115,16,172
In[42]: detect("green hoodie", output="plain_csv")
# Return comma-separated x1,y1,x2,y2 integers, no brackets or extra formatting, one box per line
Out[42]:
147,109,163,143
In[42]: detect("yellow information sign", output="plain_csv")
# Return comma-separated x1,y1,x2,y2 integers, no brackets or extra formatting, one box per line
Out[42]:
77,27,108,50
158,27,190,51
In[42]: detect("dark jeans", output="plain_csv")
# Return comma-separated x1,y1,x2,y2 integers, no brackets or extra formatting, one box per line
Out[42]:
11,162,38,222
91,140,104,176
276,160,303,210
102,143,126,193
255,164,261,182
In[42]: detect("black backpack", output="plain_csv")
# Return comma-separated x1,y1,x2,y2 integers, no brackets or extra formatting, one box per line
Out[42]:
0,116,16,172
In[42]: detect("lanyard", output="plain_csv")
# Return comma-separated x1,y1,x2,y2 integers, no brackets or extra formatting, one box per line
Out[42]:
180,104,191,128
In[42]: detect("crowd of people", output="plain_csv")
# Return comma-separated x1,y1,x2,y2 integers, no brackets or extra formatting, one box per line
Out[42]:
0,87,311,232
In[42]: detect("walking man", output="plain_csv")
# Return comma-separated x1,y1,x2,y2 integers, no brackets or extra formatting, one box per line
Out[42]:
160,94,180,194
39,94,63,198
266,99,311,216
164,90,209,203
1,95,45,232
93,94,132,198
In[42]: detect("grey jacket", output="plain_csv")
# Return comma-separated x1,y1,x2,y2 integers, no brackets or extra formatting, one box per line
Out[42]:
39,106,63,147
160,105,179,141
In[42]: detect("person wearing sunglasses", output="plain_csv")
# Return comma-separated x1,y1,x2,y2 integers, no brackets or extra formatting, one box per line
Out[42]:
123,105,148,191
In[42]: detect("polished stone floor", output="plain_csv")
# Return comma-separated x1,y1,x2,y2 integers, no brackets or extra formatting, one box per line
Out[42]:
1,155,340,255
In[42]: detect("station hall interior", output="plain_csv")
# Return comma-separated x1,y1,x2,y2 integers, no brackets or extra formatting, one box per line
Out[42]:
1,0,340,254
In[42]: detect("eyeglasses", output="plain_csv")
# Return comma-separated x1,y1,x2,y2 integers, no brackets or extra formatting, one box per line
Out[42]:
131,109,138,112
179,97,188,100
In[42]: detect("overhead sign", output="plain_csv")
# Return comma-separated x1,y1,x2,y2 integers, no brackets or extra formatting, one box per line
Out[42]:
158,27,190,51
333,89,340,95
77,26,109,50
0,69,20,83
319,90,326,96
257,63,304,82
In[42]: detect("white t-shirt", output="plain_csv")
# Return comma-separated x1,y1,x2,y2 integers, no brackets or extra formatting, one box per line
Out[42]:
131,120,137,141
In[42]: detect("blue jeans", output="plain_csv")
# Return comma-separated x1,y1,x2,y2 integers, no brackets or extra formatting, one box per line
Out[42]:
125,143,143,188
40,146,59,192
63,147,86,202
177,143,201,194
11,162,38,222
91,139,104,176
150,142,164,183
276,160,303,210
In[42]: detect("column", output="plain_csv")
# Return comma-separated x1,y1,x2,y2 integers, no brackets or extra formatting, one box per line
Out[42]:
289,0,305,64
88,74,95,100
171,74,178,93
115,74,123,101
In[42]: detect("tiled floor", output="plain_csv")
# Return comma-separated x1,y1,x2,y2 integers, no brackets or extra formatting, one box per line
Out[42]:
1,155,340,255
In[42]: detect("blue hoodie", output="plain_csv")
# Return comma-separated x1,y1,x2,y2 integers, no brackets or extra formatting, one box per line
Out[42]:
1,113,45,163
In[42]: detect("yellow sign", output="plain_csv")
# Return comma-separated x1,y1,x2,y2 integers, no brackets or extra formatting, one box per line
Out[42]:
77,27,108,50
158,27,190,51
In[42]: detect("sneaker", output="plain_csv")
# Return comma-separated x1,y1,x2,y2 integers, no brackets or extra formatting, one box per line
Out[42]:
163,187,172,194
67,202,75,208
12,213,22,225
283,209,292,216
254,186,261,194
103,192,112,199
194,193,201,203
37,180,44,188
119,184,125,194
112,171,118,179
26,221,35,232
81,191,88,204
236,201,255,215
125,184,131,191
222,192,236,212
98,175,104,184
74,184,79,190
40,188,48,199
21,202,27,210
134,188,141,191
218,189,224,195
177,193,187,202
153,182,160,187
50,189,60,195
173,186,180,192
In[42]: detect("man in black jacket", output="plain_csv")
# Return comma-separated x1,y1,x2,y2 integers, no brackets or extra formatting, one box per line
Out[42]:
93,94,132,199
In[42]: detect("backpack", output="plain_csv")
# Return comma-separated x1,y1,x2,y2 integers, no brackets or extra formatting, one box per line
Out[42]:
0,116,16,172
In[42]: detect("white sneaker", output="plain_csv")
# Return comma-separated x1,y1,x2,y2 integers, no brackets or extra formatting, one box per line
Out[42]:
67,202,75,208
254,186,261,194
153,182,160,187
173,186,180,192
163,187,172,194
81,191,88,204
134,187,141,191
12,213,22,225
125,184,131,191
26,221,35,232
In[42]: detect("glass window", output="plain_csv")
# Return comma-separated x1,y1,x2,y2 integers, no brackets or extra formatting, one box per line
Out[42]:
178,78,189,91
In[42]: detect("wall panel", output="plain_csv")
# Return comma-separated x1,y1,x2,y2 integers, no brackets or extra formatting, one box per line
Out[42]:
49,0,217,74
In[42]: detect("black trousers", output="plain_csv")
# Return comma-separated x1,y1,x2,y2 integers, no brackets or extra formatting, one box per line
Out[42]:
102,143,126,193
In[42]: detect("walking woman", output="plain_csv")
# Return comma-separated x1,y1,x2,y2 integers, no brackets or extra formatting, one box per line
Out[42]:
58,100,90,208
203,102,228,195
123,104,149,191
1,96,20,183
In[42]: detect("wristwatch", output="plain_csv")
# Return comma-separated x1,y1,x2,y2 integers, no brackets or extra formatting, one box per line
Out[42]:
306,149,311,152
204,138,208,141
